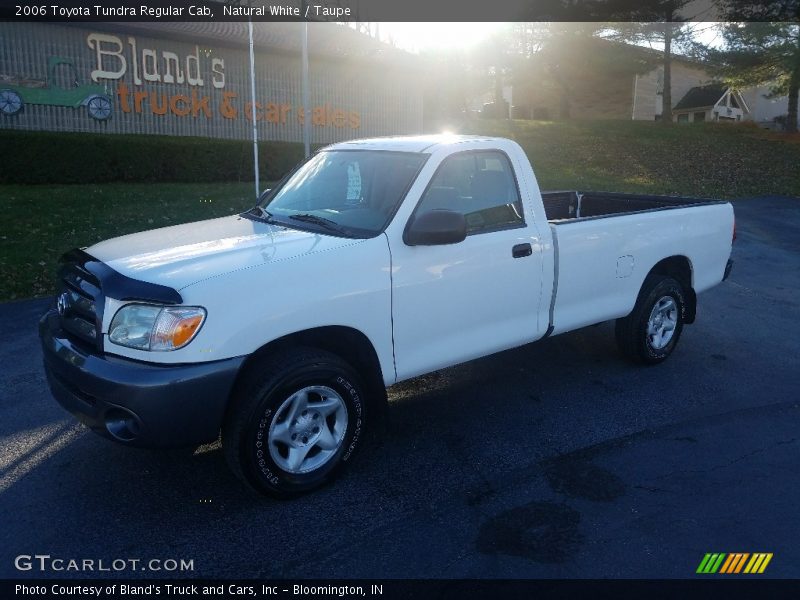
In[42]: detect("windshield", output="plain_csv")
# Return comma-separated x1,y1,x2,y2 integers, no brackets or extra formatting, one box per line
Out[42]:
260,150,427,237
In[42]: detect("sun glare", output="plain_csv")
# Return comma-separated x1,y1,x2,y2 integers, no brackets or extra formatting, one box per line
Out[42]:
377,23,503,52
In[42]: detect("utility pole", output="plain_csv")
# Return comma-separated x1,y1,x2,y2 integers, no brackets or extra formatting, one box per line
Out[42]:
302,19,311,158
248,18,260,198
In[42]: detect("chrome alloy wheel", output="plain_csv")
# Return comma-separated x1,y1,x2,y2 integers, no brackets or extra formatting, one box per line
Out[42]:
268,385,348,474
647,296,678,350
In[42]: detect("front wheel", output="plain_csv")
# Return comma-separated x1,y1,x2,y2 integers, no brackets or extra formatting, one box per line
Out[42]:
87,95,112,120
615,275,686,365
223,348,367,498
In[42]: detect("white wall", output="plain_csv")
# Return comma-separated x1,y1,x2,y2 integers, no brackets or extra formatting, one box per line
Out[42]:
740,86,798,125
633,63,713,120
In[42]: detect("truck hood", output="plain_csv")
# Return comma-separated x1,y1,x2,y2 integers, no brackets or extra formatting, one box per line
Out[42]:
87,215,361,291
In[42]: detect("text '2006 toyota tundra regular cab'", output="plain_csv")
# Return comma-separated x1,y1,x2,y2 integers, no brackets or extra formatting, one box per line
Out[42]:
40,135,735,497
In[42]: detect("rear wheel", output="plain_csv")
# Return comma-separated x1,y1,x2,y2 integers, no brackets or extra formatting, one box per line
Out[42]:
87,95,112,120
223,347,367,498
615,275,686,365
0,89,23,116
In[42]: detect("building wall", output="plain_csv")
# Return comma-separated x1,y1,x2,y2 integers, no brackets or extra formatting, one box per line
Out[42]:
518,58,714,122
517,69,636,120
740,86,799,125
631,70,658,120
0,22,423,143
571,70,636,119
633,62,713,120
673,109,712,123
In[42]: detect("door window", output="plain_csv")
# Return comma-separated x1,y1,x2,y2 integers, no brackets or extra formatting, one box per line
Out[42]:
415,151,524,234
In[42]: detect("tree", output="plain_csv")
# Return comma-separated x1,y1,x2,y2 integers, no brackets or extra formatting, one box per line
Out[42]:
602,0,705,124
468,27,518,118
708,20,800,133
420,47,474,128
605,21,697,123
510,23,613,119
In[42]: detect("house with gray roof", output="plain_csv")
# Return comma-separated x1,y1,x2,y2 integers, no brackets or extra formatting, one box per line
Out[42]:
672,84,749,123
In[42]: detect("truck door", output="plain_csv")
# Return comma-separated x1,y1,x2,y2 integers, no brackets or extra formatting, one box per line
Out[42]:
389,149,546,381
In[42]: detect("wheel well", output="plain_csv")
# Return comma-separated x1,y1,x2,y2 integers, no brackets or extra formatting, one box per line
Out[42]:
231,326,388,413
647,256,697,323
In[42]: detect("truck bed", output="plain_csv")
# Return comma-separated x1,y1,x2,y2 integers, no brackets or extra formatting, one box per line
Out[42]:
542,191,734,338
542,191,723,222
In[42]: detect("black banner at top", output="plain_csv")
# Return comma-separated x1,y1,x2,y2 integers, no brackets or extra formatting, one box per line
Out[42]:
1,0,799,22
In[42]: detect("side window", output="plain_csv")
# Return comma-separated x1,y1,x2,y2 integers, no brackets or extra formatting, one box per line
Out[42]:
415,151,524,234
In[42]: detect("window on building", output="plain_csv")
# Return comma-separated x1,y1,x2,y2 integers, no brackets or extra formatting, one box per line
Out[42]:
677,113,690,123
415,151,524,235
694,112,706,122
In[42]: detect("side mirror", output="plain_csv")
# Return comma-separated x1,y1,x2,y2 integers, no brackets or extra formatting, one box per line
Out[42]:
404,209,467,246
257,188,272,203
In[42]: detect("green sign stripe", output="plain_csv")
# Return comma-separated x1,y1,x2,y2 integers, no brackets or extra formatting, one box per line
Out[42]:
707,554,721,573
710,553,726,573
700,553,719,573
696,554,713,573
703,554,719,573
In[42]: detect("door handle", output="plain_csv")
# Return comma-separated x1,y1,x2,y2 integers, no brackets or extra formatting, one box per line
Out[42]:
512,243,532,258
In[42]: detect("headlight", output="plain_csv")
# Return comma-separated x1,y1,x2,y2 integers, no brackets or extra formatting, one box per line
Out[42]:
109,304,206,351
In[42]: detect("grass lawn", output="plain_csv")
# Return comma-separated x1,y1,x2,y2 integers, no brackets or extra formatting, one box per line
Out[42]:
2,120,799,302
1,182,255,301
460,119,800,198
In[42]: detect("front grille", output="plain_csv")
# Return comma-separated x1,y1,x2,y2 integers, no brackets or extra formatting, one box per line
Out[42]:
58,263,102,350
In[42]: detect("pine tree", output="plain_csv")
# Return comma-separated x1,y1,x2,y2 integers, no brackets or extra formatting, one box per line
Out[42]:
605,15,694,124
708,17,800,133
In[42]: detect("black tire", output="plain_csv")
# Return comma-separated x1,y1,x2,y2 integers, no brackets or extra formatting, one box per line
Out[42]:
223,347,367,498
615,275,686,365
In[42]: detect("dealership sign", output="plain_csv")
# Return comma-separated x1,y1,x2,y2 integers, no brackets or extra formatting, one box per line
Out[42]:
0,30,363,128
84,32,361,128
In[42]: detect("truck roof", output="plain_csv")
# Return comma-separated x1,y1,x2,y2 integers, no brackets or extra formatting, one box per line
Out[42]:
323,134,505,153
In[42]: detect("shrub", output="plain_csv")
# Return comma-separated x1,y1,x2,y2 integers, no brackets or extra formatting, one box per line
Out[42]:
0,130,307,184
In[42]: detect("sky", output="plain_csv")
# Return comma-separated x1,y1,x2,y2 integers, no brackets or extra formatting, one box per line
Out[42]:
375,22,724,53
374,23,503,52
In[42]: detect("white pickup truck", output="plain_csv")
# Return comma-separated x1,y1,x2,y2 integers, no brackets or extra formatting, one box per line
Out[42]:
40,135,735,497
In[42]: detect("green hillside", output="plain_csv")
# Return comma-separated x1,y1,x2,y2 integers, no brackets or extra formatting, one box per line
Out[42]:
2,121,799,301
457,119,800,199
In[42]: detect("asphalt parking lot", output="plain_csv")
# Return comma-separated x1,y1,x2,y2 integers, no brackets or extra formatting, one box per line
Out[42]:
1,196,798,579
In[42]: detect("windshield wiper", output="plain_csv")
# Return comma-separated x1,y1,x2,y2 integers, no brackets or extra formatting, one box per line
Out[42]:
288,213,352,236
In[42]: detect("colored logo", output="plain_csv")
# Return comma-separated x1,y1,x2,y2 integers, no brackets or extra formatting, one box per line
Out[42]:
696,553,773,574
